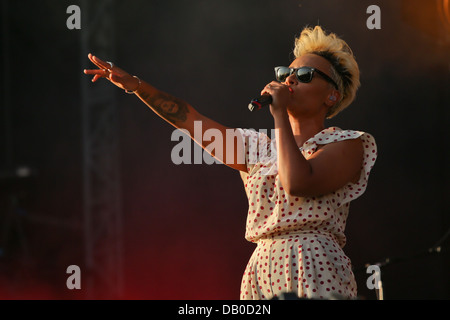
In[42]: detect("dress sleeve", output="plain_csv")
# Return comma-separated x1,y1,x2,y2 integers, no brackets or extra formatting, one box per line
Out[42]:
315,129,378,204
236,128,274,175
341,131,378,204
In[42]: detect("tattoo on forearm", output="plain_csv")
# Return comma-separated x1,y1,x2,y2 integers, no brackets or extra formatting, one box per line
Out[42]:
139,91,189,124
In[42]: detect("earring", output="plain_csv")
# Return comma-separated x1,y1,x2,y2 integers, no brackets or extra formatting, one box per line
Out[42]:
329,95,336,101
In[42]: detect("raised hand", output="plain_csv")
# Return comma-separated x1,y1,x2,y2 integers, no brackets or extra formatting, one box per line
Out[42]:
83,53,140,92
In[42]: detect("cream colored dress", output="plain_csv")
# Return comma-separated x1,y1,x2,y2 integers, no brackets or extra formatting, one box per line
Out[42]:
237,127,377,300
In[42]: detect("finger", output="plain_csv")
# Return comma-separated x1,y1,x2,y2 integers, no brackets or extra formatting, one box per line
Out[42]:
85,69,110,82
88,53,111,70
260,84,273,96
92,55,112,70
274,82,294,94
267,81,282,90
88,53,104,69
84,69,109,77
92,74,104,82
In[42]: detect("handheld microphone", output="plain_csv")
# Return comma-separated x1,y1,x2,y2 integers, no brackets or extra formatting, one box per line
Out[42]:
248,94,272,112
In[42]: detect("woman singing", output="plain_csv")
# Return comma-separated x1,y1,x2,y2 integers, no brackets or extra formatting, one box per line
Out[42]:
84,25,377,300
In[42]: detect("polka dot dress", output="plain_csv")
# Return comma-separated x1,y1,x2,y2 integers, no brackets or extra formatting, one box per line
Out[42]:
237,127,377,300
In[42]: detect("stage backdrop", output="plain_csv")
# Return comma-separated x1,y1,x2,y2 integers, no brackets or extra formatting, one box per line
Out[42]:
0,0,448,299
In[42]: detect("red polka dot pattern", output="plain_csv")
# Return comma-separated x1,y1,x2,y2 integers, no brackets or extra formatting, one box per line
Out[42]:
236,127,377,300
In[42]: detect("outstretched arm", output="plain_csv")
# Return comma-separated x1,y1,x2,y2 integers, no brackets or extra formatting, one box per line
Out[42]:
84,54,247,172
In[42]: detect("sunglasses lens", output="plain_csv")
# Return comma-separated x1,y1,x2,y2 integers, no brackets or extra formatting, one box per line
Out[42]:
275,67,291,82
296,68,314,83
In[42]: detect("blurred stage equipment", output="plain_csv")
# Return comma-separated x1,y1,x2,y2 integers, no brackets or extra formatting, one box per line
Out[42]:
355,228,449,300
80,0,124,299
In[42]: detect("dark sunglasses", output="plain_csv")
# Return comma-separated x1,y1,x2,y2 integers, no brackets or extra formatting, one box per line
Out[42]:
274,66,338,89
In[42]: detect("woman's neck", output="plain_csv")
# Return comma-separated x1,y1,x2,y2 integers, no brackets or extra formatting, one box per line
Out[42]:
288,114,326,147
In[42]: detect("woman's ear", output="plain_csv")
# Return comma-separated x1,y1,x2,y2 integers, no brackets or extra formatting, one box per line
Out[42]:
325,90,341,107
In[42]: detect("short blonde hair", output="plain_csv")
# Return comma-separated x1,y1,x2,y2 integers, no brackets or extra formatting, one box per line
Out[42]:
293,26,360,118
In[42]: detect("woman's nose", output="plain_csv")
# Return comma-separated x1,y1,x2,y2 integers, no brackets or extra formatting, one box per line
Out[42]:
284,73,298,85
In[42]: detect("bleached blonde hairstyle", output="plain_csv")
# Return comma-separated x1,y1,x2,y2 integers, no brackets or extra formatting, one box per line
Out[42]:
293,26,360,118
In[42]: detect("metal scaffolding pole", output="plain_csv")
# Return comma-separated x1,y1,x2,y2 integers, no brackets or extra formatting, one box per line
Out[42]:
80,0,123,299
